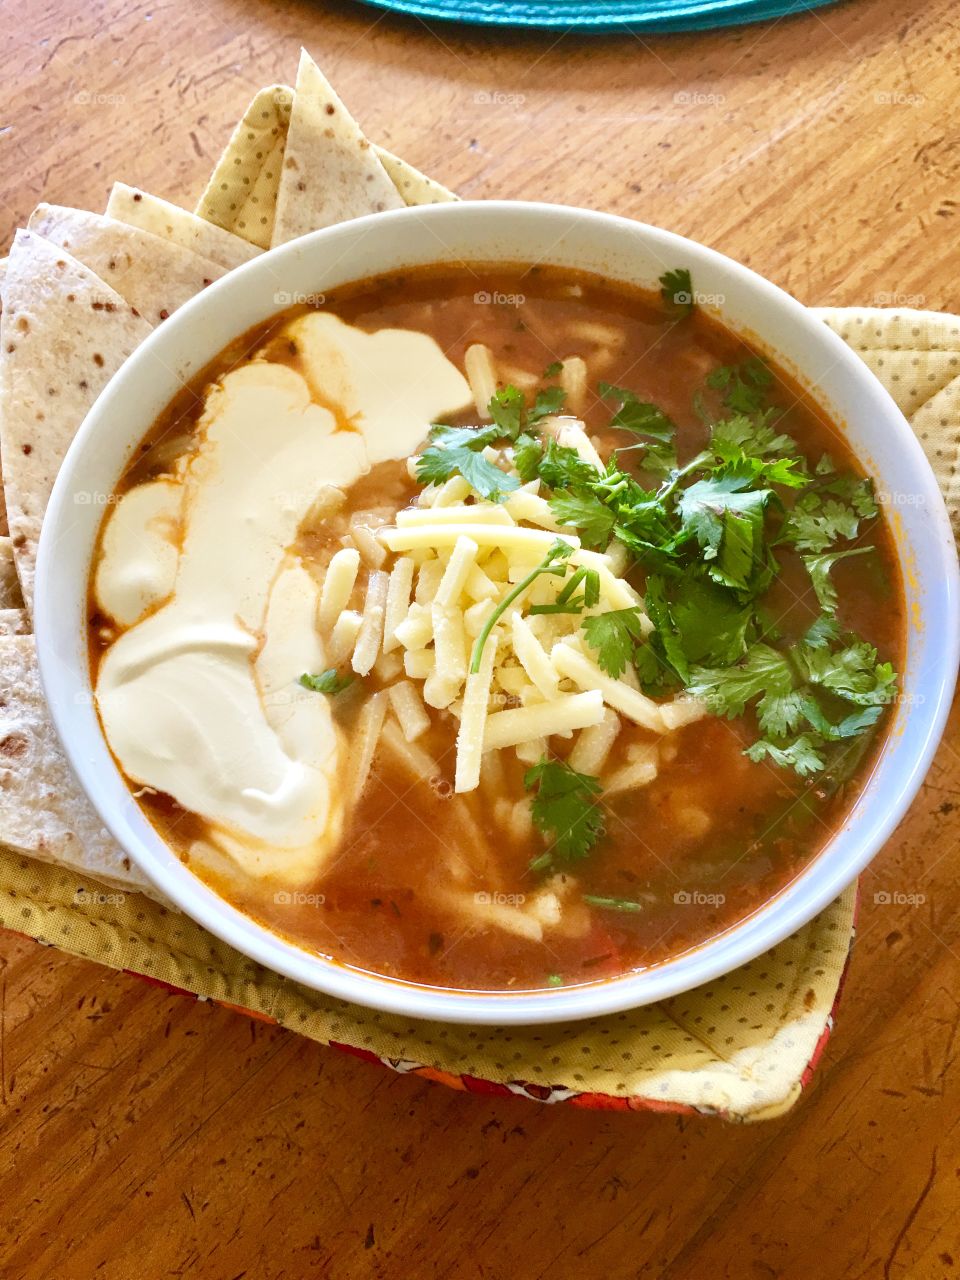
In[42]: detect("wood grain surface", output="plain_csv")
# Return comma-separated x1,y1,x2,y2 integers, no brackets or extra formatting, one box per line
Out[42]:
2,0,960,1275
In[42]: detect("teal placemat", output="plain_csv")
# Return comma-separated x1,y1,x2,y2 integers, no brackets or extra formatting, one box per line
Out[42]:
354,0,843,32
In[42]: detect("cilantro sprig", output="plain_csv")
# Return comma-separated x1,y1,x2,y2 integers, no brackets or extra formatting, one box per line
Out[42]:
408,281,898,781
415,384,568,501
581,606,646,678
524,759,605,867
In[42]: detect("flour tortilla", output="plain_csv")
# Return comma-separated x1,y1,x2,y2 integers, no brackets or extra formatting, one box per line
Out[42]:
0,539,21,609
105,182,261,271
0,258,7,538
0,231,152,608
0,609,28,635
195,78,453,249
271,49,404,246
375,146,458,205
28,204,227,325
196,84,294,249
0,635,154,894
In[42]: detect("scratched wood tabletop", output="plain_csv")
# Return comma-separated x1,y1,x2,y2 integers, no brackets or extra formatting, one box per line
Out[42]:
2,0,959,1275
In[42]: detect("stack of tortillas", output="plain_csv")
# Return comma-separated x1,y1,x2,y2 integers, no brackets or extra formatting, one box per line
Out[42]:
0,50,455,902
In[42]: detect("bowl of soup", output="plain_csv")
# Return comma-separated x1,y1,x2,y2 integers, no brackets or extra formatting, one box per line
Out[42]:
34,202,959,1023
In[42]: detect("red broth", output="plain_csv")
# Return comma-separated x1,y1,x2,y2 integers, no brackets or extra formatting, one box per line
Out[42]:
89,265,905,992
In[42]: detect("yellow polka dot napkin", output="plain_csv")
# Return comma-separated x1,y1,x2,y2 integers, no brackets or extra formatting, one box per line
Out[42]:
2,55,957,1118
2,303,956,1121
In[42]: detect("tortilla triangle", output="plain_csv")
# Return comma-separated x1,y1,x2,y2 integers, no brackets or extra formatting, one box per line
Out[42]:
105,182,260,271
271,49,404,246
375,146,458,205
0,635,154,894
0,230,152,608
28,203,226,324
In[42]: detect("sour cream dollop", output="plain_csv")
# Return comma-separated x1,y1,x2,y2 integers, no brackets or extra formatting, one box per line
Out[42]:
95,317,471,883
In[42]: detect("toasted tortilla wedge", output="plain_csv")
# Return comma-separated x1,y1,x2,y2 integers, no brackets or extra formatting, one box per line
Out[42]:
196,84,294,249
0,635,154,894
0,231,152,608
0,539,21,609
28,203,227,325
105,183,260,272
375,146,458,205
271,49,404,246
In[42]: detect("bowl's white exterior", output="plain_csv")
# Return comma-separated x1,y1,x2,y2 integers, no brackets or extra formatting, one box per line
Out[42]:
34,202,960,1024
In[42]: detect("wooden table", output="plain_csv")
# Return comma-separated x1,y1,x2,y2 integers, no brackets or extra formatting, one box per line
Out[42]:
2,1,959,1275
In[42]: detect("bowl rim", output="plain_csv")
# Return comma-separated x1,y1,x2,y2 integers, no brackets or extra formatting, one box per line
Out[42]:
34,199,960,1024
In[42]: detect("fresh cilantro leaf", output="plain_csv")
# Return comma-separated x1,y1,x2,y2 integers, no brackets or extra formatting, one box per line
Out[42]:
823,472,878,519
707,358,773,415
299,669,354,695
659,267,694,314
757,688,806,738
643,575,690,683
581,607,646,678
598,382,677,475
803,546,874,614
524,759,605,864
677,473,774,590
416,442,520,501
542,360,563,379
710,412,797,461
778,491,861,552
536,438,601,490
598,383,675,442
804,614,841,649
686,644,794,721
669,576,754,666
513,432,544,483
528,385,566,425
487,385,524,438
633,641,668,690
744,734,826,777
549,492,615,548
799,696,883,741
427,422,500,450
797,638,897,706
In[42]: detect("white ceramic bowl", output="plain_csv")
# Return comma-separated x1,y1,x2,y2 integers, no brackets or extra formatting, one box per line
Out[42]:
35,201,960,1024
